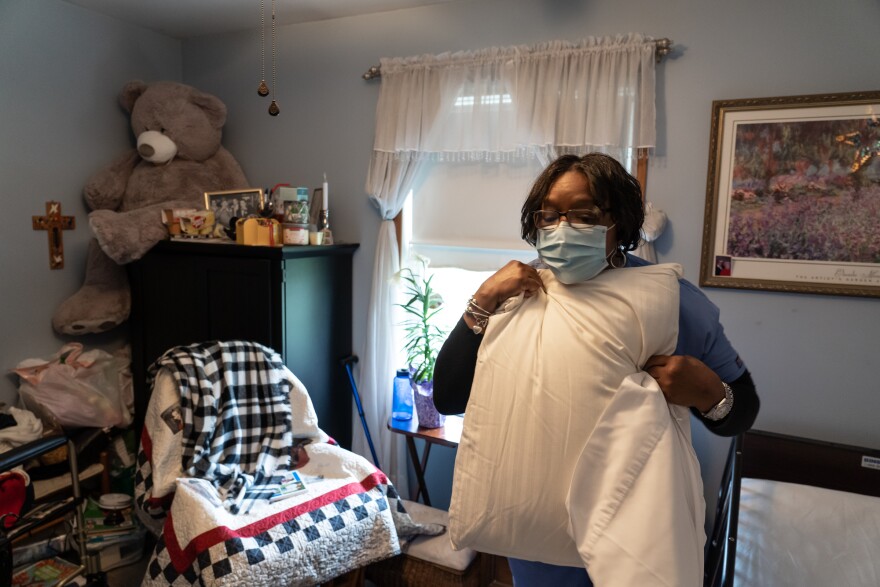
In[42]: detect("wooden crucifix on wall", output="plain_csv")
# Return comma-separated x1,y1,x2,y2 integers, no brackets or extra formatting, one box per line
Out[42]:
33,201,75,269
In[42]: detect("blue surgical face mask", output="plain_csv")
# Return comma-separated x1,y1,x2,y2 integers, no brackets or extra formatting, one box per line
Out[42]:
536,223,613,284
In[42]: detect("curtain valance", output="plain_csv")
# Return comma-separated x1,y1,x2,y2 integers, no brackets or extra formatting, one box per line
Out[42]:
371,33,657,163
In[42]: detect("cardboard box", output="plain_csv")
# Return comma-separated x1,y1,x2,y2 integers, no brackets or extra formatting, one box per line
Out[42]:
236,217,282,246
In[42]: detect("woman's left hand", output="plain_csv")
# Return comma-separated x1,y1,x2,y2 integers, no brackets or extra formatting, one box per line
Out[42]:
644,354,725,413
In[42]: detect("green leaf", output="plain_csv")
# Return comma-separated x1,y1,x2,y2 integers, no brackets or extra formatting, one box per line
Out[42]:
395,261,449,383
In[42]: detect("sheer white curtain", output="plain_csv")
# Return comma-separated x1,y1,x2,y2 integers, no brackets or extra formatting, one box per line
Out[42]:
358,33,657,490
355,154,425,491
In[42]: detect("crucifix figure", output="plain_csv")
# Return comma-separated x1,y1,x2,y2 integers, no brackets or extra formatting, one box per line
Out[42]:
33,201,75,269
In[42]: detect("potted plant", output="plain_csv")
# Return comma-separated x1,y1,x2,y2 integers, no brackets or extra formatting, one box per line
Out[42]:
397,259,447,428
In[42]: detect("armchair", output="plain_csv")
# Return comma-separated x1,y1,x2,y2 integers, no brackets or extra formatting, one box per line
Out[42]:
134,340,432,586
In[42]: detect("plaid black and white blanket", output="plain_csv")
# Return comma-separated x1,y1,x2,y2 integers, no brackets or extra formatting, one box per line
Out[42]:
134,340,425,586
148,340,295,514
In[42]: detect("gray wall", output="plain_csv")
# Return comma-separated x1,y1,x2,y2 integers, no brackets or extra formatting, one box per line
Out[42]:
3,0,879,514
0,0,181,404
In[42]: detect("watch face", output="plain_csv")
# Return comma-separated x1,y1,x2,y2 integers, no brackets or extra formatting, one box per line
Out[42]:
713,398,732,419
704,384,734,420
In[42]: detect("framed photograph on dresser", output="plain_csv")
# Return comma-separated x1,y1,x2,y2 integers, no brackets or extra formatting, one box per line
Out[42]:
205,188,265,227
700,90,880,298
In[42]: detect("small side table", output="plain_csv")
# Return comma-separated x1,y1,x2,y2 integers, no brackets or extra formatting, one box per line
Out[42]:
387,414,463,506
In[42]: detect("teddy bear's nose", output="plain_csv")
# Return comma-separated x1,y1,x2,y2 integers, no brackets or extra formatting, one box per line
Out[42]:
137,130,178,163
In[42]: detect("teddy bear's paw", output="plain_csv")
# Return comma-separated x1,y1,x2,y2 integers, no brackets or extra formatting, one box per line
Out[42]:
52,284,131,335
84,180,122,212
90,211,132,264
90,211,165,264
52,239,132,335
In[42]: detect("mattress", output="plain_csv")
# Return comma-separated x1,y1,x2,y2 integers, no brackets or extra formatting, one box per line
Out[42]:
734,478,880,586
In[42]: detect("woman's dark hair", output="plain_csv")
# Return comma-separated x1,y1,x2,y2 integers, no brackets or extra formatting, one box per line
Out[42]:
520,153,645,250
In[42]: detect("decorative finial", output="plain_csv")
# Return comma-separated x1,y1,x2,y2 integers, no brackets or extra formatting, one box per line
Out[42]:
362,66,381,81
655,38,673,63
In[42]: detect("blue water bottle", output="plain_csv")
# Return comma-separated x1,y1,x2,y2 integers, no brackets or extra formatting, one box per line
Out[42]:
392,368,413,420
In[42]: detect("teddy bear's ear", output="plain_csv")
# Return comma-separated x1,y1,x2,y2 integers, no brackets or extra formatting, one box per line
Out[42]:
191,91,228,130
119,80,148,113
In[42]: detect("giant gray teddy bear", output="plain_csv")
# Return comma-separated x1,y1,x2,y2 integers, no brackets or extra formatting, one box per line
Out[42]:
53,80,249,335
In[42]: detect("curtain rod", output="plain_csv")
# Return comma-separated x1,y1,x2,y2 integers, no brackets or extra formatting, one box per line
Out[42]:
362,37,673,80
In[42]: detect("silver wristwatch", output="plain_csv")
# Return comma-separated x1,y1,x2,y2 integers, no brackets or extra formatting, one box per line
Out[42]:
702,382,734,421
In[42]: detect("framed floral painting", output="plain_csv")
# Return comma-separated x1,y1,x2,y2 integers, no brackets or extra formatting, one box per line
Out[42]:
700,90,880,298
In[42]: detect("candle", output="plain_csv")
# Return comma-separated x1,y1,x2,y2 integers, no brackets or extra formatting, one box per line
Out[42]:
322,172,329,211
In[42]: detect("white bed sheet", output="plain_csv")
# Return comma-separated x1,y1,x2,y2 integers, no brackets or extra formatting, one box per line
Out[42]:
735,478,880,587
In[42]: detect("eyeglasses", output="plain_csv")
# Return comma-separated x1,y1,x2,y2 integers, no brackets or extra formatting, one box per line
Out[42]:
533,207,604,230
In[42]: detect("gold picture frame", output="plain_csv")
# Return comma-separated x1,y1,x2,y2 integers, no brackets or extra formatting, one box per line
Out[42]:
700,90,880,298
204,188,265,228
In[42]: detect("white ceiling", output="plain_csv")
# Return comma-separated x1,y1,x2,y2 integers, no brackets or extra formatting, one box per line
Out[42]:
61,0,460,39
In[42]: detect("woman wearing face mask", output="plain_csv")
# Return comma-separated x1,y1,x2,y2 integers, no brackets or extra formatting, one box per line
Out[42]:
433,153,759,586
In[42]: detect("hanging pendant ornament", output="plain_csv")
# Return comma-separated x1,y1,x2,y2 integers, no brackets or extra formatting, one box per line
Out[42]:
257,0,269,96
268,0,279,115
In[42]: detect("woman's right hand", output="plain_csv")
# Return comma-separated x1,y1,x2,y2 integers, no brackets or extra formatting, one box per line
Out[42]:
471,261,545,314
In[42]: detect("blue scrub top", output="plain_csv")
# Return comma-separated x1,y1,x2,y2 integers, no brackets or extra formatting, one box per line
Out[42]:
626,255,746,383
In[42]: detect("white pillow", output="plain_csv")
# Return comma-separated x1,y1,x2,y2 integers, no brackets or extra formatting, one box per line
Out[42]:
400,499,477,571
449,264,681,565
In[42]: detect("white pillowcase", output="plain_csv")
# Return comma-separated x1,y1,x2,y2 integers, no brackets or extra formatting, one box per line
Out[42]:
449,264,682,565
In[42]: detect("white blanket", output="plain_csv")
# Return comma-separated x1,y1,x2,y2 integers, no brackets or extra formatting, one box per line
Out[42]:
449,264,704,581
141,445,401,586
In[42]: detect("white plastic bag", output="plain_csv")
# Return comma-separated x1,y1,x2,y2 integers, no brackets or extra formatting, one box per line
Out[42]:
13,343,133,429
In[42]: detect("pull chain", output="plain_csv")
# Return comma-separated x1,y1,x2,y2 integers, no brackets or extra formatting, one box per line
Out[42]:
268,0,280,116
257,0,269,96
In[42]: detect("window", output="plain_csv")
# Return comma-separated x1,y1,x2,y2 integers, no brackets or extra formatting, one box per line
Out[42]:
400,153,641,336
454,93,513,108
399,157,539,335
